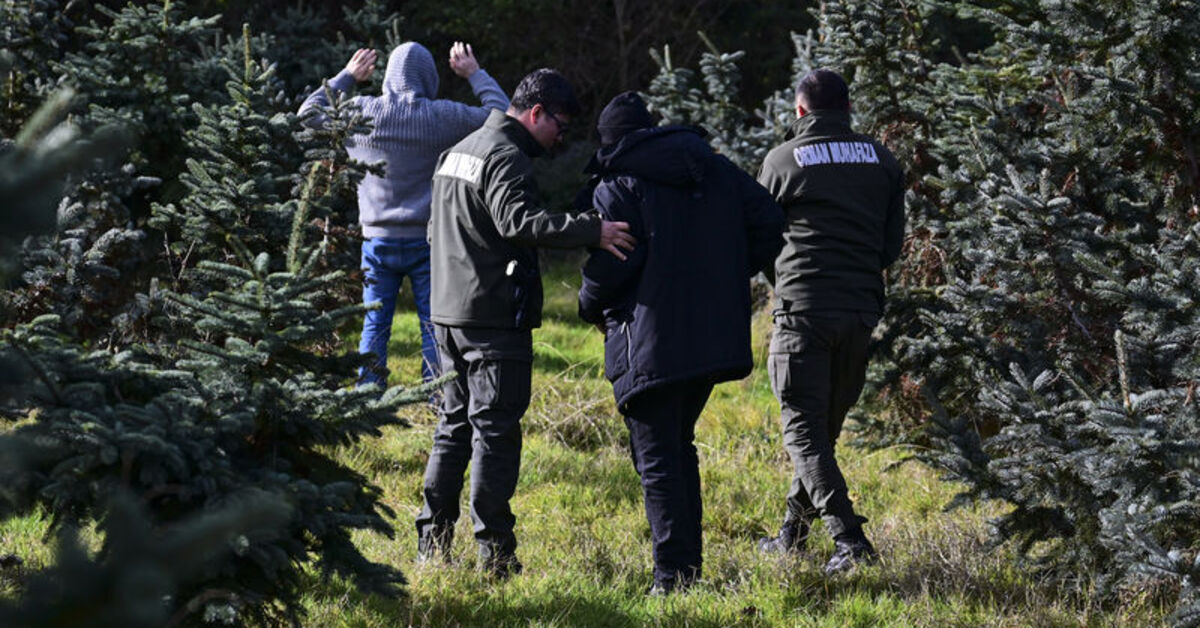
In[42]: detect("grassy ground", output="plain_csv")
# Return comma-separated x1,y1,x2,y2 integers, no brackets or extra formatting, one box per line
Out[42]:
0,261,1172,626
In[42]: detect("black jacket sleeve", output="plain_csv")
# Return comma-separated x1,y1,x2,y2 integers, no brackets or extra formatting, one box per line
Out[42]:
578,177,647,325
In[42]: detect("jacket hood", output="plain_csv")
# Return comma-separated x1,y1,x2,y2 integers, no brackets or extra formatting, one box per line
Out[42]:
585,125,711,187
383,42,438,98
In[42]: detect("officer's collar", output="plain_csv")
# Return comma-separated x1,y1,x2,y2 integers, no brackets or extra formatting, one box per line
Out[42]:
790,109,853,139
486,109,547,158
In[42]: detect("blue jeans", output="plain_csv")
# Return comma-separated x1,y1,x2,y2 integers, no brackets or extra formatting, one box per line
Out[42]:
358,237,438,385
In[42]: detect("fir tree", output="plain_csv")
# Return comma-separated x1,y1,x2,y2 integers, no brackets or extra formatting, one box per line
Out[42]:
3,26,436,620
0,0,78,138
646,34,776,172
0,62,295,628
246,0,404,99
0,54,128,401
0,489,292,628
839,0,1200,614
644,0,1200,617
7,0,225,343
149,25,306,272
2,166,435,624
54,0,223,184
0,76,128,281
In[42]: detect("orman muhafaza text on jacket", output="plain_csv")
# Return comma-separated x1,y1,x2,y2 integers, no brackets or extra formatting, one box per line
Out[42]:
757,109,905,315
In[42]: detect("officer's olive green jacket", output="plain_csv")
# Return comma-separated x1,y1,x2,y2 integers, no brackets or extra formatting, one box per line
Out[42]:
430,109,600,329
757,110,906,314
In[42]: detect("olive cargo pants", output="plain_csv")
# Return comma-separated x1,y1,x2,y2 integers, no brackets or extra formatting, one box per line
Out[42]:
769,310,877,538
415,325,532,561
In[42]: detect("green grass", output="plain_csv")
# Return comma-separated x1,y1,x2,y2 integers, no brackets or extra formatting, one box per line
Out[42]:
0,261,1173,626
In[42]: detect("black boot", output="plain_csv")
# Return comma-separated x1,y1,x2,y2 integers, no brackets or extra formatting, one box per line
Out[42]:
417,526,453,564
757,519,809,555
479,546,523,580
647,568,699,596
823,530,878,575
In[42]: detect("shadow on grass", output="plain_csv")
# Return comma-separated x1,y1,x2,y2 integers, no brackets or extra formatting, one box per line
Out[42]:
305,577,665,627
358,449,429,477
409,593,648,628
768,544,1131,623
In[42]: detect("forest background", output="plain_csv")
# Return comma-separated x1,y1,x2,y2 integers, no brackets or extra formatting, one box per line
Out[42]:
2,0,1199,626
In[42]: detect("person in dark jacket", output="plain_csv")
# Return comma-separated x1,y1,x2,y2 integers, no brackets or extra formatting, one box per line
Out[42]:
578,91,784,594
416,69,634,578
755,69,905,575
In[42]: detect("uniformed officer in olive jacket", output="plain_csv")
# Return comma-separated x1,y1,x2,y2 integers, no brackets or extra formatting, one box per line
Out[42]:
416,69,635,578
578,91,784,594
756,69,905,575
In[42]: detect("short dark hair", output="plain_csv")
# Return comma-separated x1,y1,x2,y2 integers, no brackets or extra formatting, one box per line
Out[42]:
795,69,850,111
510,68,582,117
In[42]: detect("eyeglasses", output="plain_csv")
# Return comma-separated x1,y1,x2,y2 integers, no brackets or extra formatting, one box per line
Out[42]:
543,108,570,137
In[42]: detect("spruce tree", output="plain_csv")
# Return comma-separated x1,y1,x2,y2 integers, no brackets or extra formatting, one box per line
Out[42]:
3,14,436,620
0,54,127,399
0,0,78,138
53,0,223,183
645,35,776,173
0,64,296,628
249,0,404,99
0,489,292,628
149,25,307,272
3,165,434,624
7,0,224,343
811,0,1200,614
644,0,1200,617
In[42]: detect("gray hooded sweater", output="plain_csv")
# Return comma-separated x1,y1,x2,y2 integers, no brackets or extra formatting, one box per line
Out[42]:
299,42,509,239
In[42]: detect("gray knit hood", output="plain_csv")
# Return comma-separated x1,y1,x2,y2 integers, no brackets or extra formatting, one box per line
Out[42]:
384,42,438,99
298,41,510,239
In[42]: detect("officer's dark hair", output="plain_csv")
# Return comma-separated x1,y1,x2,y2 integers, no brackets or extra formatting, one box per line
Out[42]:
510,68,582,117
795,69,850,111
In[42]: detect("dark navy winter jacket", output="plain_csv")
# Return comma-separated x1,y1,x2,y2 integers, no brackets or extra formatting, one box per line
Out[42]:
578,126,784,409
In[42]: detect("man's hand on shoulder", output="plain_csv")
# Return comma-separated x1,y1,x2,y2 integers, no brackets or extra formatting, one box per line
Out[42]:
345,48,377,82
599,220,636,261
449,42,480,78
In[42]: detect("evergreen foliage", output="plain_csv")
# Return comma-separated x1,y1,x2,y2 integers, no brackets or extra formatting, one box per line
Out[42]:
892,0,1200,615
2,4,436,623
2,167,435,622
0,61,294,628
645,35,768,173
54,0,222,184
3,0,228,342
646,0,1200,619
0,490,292,628
0,77,127,281
0,54,128,401
0,0,78,138
8,0,1197,622
149,25,306,270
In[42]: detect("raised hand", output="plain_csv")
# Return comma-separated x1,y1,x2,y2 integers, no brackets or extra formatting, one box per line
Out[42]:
449,41,480,78
345,48,377,82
